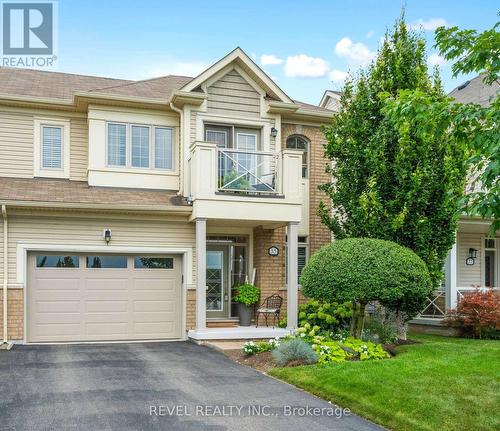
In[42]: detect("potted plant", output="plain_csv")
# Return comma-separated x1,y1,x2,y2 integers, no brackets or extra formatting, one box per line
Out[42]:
233,284,260,326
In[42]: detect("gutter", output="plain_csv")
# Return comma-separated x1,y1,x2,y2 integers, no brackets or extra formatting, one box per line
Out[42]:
169,102,185,197
2,205,7,344
0,200,192,214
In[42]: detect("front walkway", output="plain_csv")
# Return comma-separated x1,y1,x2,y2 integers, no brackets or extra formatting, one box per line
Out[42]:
0,342,382,430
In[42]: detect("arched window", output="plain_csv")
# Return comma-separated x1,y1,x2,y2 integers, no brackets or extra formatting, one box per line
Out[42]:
286,135,308,178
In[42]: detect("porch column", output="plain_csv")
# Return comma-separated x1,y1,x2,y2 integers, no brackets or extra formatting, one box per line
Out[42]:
447,240,458,309
195,218,207,330
287,222,299,329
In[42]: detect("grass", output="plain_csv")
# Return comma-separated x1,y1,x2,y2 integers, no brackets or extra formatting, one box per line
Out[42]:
269,334,500,431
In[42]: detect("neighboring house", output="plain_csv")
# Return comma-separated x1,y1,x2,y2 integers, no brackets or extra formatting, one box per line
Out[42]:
419,75,500,321
0,48,335,343
319,90,341,111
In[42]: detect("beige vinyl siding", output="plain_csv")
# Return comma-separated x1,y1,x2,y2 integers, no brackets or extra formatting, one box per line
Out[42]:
6,210,195,285
69,117,88,181
0,215,4,283
457,233,482,287
0,110,34,177
190,110,198,145
0,109,88,180
207,70,260,117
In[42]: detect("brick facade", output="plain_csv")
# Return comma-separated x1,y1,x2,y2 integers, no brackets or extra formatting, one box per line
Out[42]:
186,289,196,330
0,289,24,340
249,124,331,324
281,123,331,254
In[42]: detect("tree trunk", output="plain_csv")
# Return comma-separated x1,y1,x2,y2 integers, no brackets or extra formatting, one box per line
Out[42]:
350,301,367,338
349,300,357,336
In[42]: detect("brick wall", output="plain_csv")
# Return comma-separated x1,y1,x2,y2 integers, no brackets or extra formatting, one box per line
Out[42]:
281,123,331,254
186,289,196,330
0,289,24,340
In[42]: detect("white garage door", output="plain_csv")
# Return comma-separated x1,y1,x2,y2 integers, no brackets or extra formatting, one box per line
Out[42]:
27,253,182,342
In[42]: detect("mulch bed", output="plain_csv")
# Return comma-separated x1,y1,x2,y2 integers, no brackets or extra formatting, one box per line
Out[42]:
223,349,277,373
223,338,419,372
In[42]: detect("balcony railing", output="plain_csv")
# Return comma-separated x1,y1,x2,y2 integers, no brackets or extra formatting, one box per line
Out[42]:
217,148,277,193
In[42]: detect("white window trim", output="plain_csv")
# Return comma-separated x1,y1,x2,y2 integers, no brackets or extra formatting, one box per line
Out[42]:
106,122,175,172
33,118,70,179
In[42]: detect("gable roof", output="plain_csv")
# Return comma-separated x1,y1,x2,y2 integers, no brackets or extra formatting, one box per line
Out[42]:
180,47,293,103
449,74,500,107
319,90,341,110
0,49,334,115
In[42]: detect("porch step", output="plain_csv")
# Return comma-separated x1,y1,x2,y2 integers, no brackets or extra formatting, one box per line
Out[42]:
206,318,240,328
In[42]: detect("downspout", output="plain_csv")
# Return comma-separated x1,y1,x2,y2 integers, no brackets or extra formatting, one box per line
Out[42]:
2,205,7,344
169,102,184,197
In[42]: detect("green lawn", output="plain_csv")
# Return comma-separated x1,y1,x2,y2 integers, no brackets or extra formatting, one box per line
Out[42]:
269,334,500,431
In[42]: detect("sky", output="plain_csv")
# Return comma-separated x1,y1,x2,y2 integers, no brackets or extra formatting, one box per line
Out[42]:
53,0,498,104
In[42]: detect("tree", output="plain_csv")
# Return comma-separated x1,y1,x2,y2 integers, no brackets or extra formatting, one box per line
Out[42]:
384,19,499,233
319,16,469,287
300,238,432,338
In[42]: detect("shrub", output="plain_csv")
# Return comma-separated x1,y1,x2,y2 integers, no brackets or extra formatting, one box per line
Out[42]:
298,299,352,334
365,308,400,344
277,317,287,328
300,238,432,336
272,338,318,367
233,284,260,306
444,289,500,339
242,341,260,356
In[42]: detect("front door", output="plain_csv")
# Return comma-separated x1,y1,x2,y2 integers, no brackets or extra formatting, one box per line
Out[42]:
206,246,229,318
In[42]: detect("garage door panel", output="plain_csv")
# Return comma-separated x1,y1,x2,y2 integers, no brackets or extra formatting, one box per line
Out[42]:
85,300,129,313
36,301,81,313
34,324,82,338
85,278,129,290
85,322,129,337
34,313,82,325
28,253,182,342
134,322,175,336
32,278,80,290
133,300,174,312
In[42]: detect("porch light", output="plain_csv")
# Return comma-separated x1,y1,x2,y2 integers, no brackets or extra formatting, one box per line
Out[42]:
103,228,112,244
270,127,278,138
468,248,478,259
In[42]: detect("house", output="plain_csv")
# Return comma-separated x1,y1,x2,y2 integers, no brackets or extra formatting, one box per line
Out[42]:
0,48,335,344
418,75,500,322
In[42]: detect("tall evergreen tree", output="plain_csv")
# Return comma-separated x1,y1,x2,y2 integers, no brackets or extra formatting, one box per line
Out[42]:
319,16,469,288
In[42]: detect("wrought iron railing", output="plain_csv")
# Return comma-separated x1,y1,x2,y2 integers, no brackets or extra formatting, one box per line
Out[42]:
217,148,277,193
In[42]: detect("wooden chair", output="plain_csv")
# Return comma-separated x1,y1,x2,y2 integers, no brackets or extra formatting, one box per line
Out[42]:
255,294,283,328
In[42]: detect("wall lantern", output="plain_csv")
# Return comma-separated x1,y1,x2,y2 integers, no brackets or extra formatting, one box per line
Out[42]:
468,248,478,259
103,228,112,244
270,127,278,138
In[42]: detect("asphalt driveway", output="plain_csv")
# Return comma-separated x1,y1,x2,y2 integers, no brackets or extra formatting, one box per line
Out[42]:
0,342,383,430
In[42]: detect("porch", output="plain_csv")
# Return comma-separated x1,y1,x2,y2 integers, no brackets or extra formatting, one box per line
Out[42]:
187,217,301,340
414,217,499,325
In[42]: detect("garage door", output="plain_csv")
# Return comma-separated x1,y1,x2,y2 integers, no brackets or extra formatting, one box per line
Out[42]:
27,253,182,342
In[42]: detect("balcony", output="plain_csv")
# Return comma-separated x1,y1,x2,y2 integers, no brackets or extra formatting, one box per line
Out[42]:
188,141,303,223
217,148,277,194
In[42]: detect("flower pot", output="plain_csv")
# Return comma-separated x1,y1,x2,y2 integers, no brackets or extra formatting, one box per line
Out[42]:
237,303,253,326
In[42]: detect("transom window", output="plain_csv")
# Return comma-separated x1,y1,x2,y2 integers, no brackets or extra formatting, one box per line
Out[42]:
107,123,174,170
286,135,308,178
41,126,63,169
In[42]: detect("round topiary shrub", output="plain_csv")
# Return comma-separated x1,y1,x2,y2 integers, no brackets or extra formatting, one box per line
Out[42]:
300,238,432,335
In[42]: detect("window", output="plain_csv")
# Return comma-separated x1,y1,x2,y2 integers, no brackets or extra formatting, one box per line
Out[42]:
236,132,257,177
155,127,173,169
86,255,128,268
134,257,174,269
285,236,309,284
286,135,308,178
36,255,79,268
131,125,150,168
42,126,62,169
34,118,70,178
107,123,174,170
206,129,228,148
108,123,127,166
